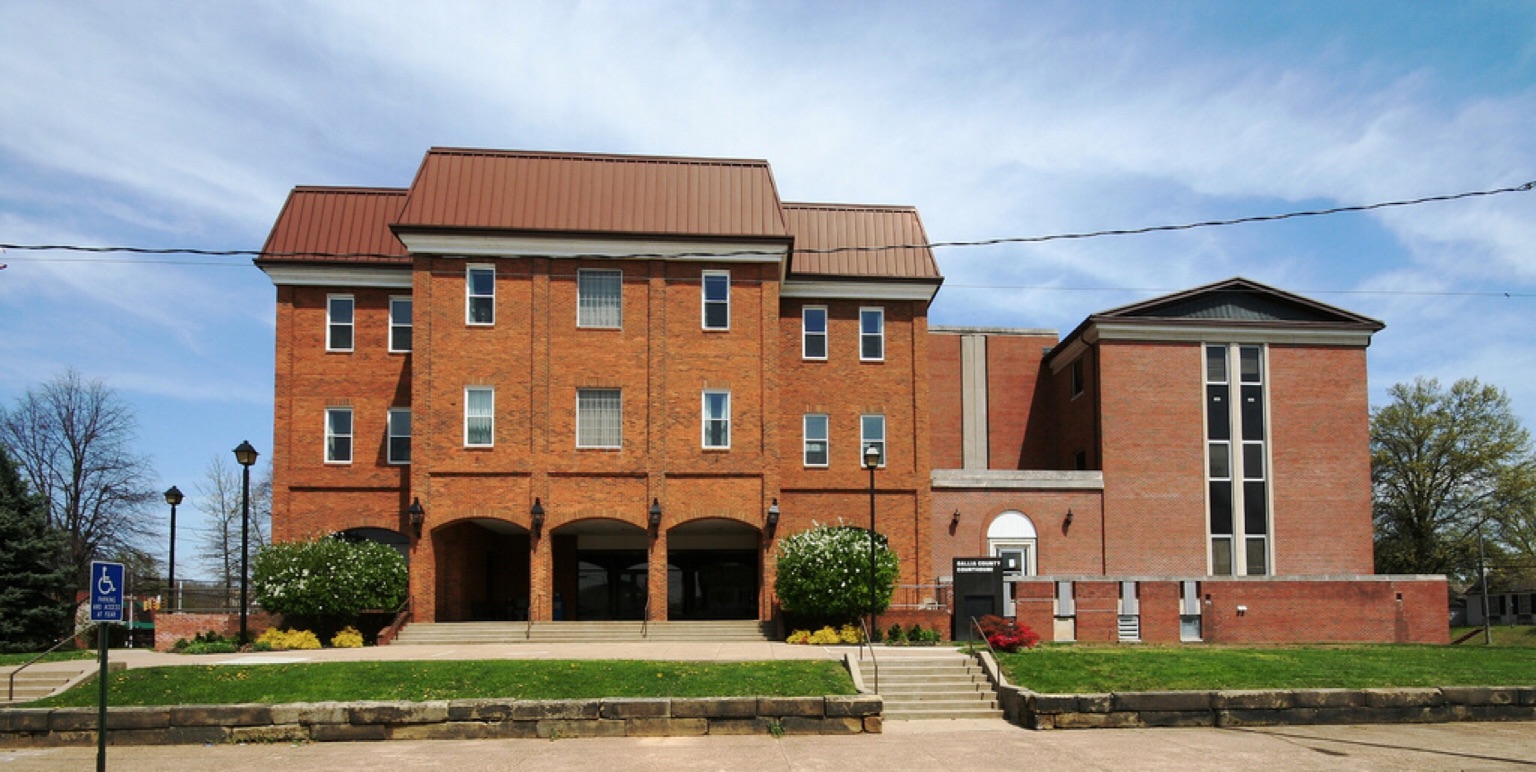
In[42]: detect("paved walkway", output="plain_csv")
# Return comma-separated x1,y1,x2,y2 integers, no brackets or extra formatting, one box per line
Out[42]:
4,721,1535,770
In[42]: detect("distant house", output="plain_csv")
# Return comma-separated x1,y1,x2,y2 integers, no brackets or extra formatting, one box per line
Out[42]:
1465,580,1536,626
256,147,1447,644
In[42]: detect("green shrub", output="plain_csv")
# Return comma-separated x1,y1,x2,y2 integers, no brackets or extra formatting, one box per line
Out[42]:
807,626,842,645
330,626,364,648
174,631,238,655
786,629,811,644
885,623,906,644
773,522,898,625
253,536,407,618
255,627,322,651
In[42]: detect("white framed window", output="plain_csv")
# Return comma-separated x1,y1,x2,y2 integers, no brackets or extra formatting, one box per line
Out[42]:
387,408,411,464
327,295,354,352
861,414,886,467
803,414,829,467
1206,343,1270,576
702,271,730,330
859,307,885,361
578,269,622,328
467,265,495,325
702,390,730,449
389,297,413,353
465,387,494,447
802,306,827,360
577,388,622,448
325,407,353,463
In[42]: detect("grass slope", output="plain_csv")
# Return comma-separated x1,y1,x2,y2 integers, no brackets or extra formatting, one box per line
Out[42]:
31,660,854,708
998,644,1536,694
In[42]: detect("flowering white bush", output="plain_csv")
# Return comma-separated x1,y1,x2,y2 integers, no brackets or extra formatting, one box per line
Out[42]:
252,536,407,617
774,521,898,624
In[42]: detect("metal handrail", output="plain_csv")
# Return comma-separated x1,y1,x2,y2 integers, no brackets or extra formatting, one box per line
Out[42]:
8,624,95,702
641,595,651,639
968,616,998,657
856,618,878,693
376,598,412,646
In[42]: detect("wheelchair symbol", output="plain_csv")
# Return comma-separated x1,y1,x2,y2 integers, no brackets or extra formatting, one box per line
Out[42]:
97,565,118,596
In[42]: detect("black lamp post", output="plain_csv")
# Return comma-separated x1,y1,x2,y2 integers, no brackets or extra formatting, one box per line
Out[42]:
233,441,258,644
864,444,881,642
164,486,183,611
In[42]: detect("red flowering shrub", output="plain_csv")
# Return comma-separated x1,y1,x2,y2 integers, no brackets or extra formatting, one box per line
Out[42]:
977,614,1040,652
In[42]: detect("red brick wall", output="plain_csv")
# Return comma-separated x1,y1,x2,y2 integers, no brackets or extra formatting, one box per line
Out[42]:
1268,345,1375,574
1138,580,1182,643
1012,581,1057,643
153,612,275,651
929,333,964,469
1046,346,1099,471
1073,580,1121,643
931,489,1105,580
1096,341,1208,575
985,334,1057,469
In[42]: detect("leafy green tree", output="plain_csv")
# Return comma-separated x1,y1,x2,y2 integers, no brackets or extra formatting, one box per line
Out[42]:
1372,377,1536,580
774,523,899,625
0,445,73,652
253,536,407,618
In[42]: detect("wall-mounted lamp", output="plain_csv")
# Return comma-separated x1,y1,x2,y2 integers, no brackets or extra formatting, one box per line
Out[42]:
407,497,425,536
766,498,780,534
648,498,663,533
1063,508,1074,528
530,497,546,537
950,509,961,528
1236,605,1248,617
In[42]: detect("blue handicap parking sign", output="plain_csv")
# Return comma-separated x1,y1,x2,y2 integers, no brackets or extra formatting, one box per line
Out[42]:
90,561,126,623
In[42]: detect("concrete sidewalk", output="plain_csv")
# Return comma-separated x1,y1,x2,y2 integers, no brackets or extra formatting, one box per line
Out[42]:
4,721,1535,771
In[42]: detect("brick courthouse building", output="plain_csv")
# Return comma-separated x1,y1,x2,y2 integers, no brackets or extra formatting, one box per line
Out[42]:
257,148,1446,644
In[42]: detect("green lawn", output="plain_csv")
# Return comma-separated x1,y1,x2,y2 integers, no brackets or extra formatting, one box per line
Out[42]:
1450,625,1536,647
30,660,854,708
0,650,97,667
997,644,1536,694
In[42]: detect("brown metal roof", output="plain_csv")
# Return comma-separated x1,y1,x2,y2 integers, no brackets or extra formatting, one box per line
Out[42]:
393,147,792,239
258,187,409,264
782,203,942,280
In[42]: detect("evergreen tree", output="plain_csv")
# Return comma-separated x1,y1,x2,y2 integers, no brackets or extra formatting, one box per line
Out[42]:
0,445,73,652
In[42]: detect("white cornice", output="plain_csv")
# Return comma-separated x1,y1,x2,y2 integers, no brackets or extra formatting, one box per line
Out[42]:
781,279,940,302
260,265,413,289
1090,322,1375,348
932,469,1105,490
394,232,788,263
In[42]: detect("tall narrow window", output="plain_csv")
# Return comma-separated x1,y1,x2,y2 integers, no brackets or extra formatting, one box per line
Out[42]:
465,387,494,447
803,414,829,467
702,271,730,330
325,407,353,463
861,414,886,467
1206,343,1269,576
1071,358,1084,397
387,408,411,464
859,307,885,361
577,388,622,448
327,295,354,351
389,297,413,353
702,390,730,449
802,306,827,360
578,269,622,328
467,266,494,325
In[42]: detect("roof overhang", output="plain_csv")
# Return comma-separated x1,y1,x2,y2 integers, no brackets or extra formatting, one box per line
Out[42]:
781,278,942,302
1048,319,1378,373
260,264,413,289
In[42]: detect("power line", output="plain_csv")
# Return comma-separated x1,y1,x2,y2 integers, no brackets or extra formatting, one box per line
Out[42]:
2,178,1533,264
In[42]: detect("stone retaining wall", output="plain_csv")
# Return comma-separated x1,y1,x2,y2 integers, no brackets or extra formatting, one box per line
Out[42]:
0,695,882,746
997,684,1536,730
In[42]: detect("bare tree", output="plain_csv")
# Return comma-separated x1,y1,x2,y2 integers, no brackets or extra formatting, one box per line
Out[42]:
194,454,271,593
0,370,156,584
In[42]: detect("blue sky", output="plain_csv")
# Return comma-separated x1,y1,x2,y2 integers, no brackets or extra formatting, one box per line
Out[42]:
3,2,1534,579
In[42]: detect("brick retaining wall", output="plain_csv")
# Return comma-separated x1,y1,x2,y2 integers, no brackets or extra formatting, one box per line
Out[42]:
0,695,882,746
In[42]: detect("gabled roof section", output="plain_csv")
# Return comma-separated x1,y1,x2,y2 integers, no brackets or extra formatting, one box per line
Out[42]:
1098,277,1384,328
258,187,409,265
782,203,942,281
393,147,792,240
1047,277,1384,368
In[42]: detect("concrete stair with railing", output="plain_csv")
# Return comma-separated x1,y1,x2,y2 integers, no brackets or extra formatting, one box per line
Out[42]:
855,648,1002,721
1,662,101,704
389,620,774,645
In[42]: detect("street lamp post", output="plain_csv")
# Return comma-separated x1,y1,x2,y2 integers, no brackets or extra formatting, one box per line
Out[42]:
163,486,183,611
233,441,259,644
864,445,880,642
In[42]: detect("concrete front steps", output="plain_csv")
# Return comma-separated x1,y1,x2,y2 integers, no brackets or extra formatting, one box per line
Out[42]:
0,662,97,704
390,620,773,645
856,648,1002,721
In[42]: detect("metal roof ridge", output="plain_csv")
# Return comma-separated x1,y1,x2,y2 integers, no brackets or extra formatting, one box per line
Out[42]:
422,146,773,167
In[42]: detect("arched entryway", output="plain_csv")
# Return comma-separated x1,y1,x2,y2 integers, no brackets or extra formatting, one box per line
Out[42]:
550,519,650,621
431,519,531,622
987,511,1037,617
667,519,761,620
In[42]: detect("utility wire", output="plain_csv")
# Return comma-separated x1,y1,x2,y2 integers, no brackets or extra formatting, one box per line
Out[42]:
2,179,1532,264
